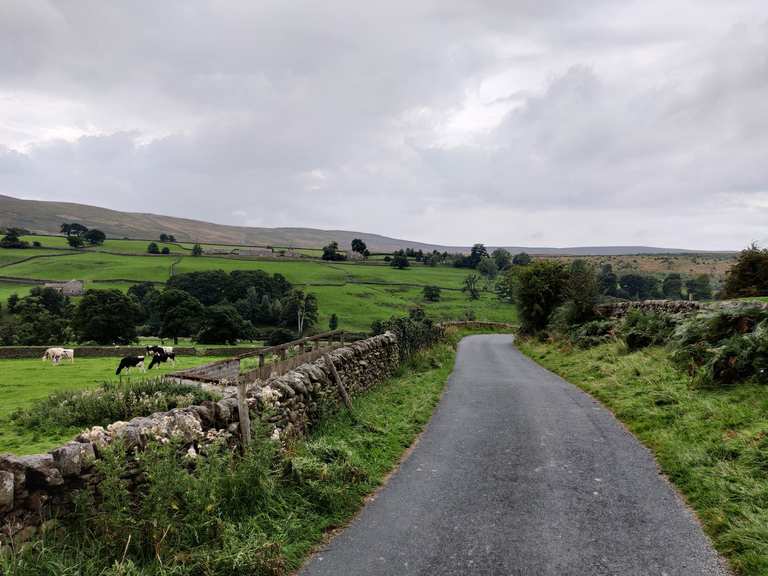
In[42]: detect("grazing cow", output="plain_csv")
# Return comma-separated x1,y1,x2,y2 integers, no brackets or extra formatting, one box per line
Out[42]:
146,345,174,357
147,351,176,370
116,355,145,375
61,348,75,363
42,347,65,364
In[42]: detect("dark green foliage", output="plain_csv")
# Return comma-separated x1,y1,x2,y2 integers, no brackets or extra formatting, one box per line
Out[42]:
476,257,498,286
191,243,203,256
620,310,676,351
147,242,160,254
569,319,616,348
321,241,347,261
685,274,712,300
371,308,443,361
662,273,683,300
161,246,170,254
721,243,768,298
197,304,252,344
11,379,218,433
167,270,230,305
670,307,768,386
329,313,339,330
66,235,84,248
61,222,88,236
281,289,319,334
597,264,619,297
83,229,106,245
73,289,141,344
0,229,28,248
566,260,598,323
7,293,19,313
2,288,72,345
514,260,569,333
153,288,205,343
512,252,532,266
267,327,296,346
453,243,488,269
390,251,409,269
619,273,661,300
351,239,368,257
226,270,291,303
491,248,512,271
159,233,176,242
423,285,441,302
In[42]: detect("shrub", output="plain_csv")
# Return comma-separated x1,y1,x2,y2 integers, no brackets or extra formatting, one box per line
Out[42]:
721,243,768,298
620,310,676,351
371,308,443,361
11,379,219,433
267,327,295,346
670,307,768,386
569,319,616,348
423,285,441,302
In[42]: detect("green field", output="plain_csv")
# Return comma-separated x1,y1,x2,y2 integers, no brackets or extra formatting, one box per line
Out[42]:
0,246,516,331
0,355,220,455
519,339,768,576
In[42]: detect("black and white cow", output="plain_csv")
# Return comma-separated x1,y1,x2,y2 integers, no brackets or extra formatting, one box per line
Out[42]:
116,355,145,375
147,351,176,370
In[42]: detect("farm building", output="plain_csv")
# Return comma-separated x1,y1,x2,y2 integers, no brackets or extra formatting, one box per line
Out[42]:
43,279,84,296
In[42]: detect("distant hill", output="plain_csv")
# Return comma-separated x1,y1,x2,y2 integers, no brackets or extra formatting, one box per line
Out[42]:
0,194,713,256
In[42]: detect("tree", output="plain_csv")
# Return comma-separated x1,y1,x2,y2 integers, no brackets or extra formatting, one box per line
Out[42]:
9,296,71,345
7,293,19,313
0,229,28,249
197,304,251,344
476,257,499,289
159,233,169,242
147,242,160,254
463,274,481,300
686,274,712,301
423,285,441,302
83,229,106,245
566,260,599,323
662,273,683,300
721,243,768,298
73,289,140,344
597,264,619,297
512,252,532,266
495,269,516,303
192,243,203,256
62,222,88,236
167,270,230,306
161,246,170,254
28,286,70,317
60,223,71,235
619,274,661,300
491,248,512,271
167,234,176,242
281,289,319,335
514,260,569,333
351,239,368,258
329,313,339,330
391,251,410,269
321,241,346,261
66,235,84,248
154,289,205,344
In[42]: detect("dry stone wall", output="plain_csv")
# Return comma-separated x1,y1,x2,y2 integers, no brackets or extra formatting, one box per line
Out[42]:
0,332,400,540
597,300,705,318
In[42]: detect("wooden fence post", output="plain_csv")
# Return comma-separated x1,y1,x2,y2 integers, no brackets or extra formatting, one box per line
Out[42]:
237,379,251,449
340,331,345,346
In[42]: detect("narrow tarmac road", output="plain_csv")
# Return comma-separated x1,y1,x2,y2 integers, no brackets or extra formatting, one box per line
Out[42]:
299,334,729,576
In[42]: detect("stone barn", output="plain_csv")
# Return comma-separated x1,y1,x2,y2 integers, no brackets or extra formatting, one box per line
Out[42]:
43,279,85,296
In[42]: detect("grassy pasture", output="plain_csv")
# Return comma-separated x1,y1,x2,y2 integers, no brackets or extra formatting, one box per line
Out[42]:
0,355,220,455
519,339,768,575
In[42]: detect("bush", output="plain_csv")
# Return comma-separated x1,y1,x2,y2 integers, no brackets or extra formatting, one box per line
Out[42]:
569,319,616,348
423,285,441,302
266,327,296,346
670,307,768,386
620,310,676,351
371,308,443,361
11,379,219,433
721,243,768,298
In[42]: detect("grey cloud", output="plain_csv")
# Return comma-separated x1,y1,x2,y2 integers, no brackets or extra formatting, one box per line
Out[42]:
0,1,767,249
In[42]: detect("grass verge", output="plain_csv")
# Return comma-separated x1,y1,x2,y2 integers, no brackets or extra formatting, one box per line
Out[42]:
0,327,505,575
517,338,768,576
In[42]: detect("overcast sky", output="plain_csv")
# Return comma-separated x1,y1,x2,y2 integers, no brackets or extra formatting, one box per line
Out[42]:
1,1,767,249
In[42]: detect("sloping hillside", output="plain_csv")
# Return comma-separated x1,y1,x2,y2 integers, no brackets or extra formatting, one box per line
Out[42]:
0,194,706,255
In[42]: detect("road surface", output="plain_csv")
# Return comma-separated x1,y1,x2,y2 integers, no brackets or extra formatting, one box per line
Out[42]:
299,334,729,576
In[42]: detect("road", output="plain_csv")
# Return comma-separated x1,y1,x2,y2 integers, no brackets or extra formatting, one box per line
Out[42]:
299,334,729,576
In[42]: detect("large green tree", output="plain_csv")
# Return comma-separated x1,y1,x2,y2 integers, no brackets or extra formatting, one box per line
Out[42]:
721,244,768,298
514,260,569,333
73,290,140,344
154,289,205,344
662,273,683,300
197,304,252,344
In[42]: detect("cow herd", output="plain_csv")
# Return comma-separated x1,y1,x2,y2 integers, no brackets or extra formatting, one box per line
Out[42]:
41,345,176,376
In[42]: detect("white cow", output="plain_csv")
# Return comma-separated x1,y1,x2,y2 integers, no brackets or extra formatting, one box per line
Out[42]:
42,347,65,364
61,348,75,363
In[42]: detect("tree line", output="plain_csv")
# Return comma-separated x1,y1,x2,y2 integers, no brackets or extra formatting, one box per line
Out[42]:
0,270,320,346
